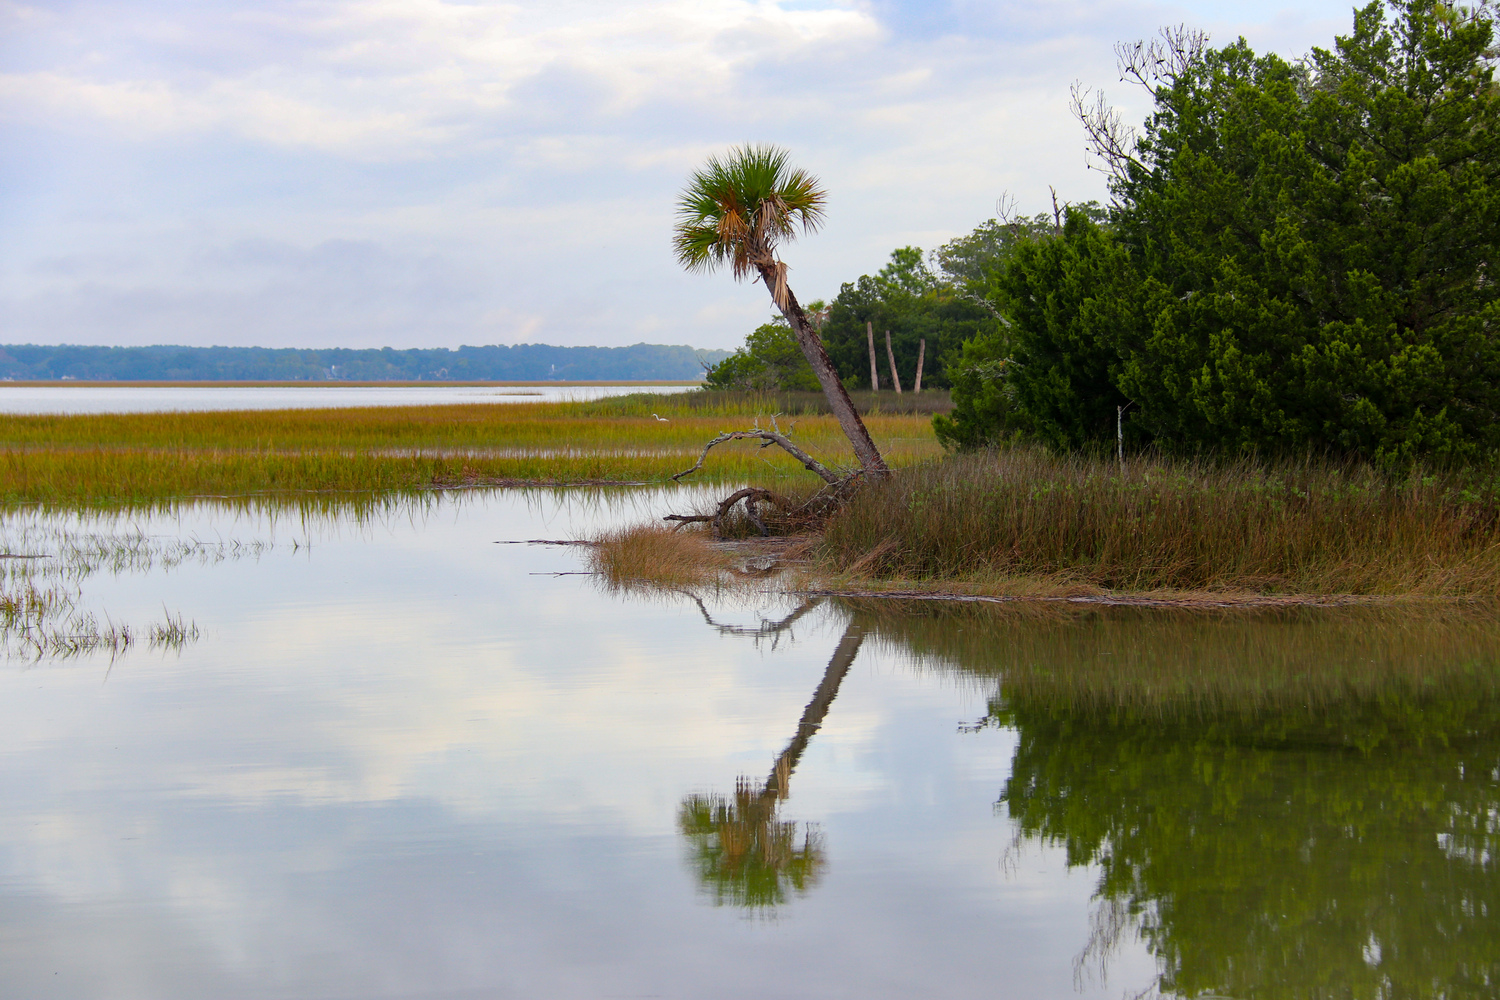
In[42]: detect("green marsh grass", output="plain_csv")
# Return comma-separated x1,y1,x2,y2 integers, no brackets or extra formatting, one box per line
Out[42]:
820,448,1500,596
0,393,943,507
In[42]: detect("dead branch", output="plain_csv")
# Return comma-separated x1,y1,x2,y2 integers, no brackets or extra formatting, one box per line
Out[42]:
663,475,864,539
664,487,786,537
671,427,842,484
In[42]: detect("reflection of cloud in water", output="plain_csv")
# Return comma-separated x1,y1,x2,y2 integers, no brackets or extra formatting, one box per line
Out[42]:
0,491,1151,999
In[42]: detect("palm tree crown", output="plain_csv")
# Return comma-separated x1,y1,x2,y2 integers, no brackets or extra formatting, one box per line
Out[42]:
673,144,826,307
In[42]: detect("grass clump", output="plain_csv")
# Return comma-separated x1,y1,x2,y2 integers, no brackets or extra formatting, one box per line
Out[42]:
589,525,729,589
819,449,1500,596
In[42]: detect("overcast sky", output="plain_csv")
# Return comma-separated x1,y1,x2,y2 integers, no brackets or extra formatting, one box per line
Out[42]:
1,0,1362,351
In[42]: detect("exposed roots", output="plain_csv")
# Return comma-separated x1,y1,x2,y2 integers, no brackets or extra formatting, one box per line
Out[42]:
664,476,863,539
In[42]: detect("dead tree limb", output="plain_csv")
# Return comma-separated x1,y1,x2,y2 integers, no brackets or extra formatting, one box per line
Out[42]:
671,429,842,484
663,487,784,536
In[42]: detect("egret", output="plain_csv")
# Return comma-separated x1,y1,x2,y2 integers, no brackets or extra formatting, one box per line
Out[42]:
652,413,669,422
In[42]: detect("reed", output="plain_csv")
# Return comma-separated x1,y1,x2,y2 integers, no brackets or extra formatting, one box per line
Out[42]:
819,448,1500,596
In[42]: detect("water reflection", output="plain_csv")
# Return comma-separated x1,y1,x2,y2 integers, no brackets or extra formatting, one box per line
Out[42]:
858,601,1500,998
680,618,864,908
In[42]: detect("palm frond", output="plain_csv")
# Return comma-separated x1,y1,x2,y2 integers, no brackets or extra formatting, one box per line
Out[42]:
673,144,827,282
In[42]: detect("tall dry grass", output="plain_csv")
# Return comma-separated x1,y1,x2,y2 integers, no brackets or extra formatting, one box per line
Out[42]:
589,525,728,589
820,449,1500,595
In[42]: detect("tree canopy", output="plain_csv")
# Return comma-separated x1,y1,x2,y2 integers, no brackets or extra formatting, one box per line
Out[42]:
819,247,998,391
703,315,821,391
942,0,1500,462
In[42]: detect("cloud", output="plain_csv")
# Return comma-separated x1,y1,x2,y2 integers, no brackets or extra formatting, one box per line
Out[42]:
0,0,1363,349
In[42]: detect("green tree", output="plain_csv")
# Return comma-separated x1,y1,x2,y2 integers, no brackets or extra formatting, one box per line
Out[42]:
820,247,997,390
949,0,1500,461
704,316,821,391
674,144,888,475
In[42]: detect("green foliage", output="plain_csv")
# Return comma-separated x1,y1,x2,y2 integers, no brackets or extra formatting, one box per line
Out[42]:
704,317,821,391
999,694,1500,998
820,247,997,390
948,0,1500,462
930,331,1016,449
673,143,825,283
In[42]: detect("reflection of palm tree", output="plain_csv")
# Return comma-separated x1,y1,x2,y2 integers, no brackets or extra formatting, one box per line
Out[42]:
679,619,865,908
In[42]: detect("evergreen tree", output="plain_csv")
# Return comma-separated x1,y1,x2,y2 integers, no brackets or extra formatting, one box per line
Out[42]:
946,0,1500,462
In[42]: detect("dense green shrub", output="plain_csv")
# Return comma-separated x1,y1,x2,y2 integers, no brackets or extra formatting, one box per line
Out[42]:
945,0,1500,463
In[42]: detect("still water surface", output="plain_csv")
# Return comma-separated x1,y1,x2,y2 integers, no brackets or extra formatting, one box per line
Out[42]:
0,489,1496,998
0,384,694,414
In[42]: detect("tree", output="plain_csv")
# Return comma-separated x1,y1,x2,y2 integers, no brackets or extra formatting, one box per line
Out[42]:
674,145,888,476
820,246,999,391
704,315,821,392
948,1,1500,461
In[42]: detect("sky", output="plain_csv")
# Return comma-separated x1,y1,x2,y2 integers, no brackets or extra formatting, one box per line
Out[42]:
0,0,1364,351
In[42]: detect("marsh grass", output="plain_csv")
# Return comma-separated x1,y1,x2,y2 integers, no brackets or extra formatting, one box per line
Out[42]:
820,449,1500,596
0,520,229,658
0,394,941,507
589,525,730,589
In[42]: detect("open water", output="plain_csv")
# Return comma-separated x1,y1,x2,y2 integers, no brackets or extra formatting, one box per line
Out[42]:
0,384,695,414
0,488,1495,999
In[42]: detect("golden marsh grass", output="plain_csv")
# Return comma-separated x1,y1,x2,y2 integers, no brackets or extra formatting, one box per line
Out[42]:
0,393,944,507
819,448,1500,597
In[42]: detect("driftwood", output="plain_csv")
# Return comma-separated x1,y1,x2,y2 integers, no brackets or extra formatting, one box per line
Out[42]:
671,423,842,485
663,487,785,537
666,419,864,538
664,477,862,538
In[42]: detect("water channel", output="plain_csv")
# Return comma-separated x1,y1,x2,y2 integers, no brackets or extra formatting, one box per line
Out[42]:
0,488,1495,998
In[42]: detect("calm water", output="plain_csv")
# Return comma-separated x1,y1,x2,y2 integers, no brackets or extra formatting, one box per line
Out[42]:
0,384,695,414
0,489,1496,999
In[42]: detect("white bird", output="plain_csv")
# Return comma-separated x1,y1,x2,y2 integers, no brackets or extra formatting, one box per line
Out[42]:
652,413,669,422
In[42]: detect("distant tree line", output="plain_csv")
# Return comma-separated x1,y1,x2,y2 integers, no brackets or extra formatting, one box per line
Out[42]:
0,343,731,382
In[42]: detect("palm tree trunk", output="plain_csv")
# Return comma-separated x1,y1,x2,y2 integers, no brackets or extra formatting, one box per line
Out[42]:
764,270,889,476
762,619,864,803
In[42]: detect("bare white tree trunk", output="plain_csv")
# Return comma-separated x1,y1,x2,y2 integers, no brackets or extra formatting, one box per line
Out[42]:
885,330,903,394
914,339,925,394
866,321,879,392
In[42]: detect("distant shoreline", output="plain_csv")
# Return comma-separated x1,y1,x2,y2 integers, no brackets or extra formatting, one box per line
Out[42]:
0,380,703,389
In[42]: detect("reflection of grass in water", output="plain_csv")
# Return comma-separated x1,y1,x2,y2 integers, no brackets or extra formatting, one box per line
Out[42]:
854,598,1500,729
0,580,198,658
0,396,941,507
0,520,226,659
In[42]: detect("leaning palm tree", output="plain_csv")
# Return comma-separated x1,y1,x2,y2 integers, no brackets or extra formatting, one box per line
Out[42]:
674,145,888,477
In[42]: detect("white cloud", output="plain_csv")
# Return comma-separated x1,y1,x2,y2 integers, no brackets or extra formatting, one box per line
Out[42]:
0,0,1364,349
